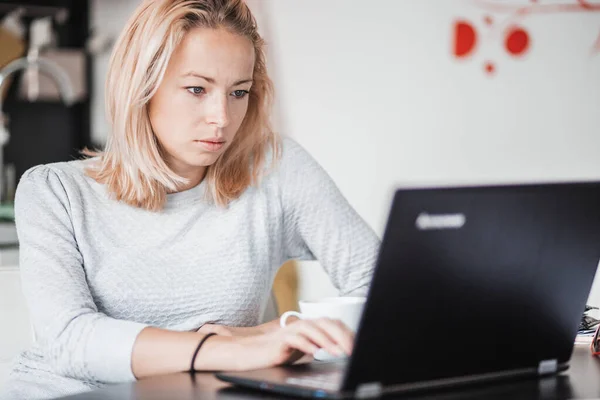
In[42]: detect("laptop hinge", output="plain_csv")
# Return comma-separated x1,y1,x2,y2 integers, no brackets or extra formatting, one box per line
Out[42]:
355,382,383,399
538,359,558,375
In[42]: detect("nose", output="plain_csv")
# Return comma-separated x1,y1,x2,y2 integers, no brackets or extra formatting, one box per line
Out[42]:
205,93,230,128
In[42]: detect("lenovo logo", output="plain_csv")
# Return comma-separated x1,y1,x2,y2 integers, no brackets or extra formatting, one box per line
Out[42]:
416,213,466,230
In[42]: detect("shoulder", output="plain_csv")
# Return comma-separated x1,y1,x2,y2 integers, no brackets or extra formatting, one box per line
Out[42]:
280,136,315,164
258,136,338,204
19,158,98,189
16,158,100,205
265,136,322,177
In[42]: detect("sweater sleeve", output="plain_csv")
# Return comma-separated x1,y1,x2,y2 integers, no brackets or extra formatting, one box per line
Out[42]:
14,166,148,383
278,138,381,296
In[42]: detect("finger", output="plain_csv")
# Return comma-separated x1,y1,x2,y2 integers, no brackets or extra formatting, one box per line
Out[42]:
284,333,319,356
313,318,355,355
294,320,345,357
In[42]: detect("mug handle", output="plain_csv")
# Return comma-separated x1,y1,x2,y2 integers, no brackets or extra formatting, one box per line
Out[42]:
280,311,303,327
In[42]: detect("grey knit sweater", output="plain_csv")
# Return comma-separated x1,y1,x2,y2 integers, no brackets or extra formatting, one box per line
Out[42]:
0,137,380,400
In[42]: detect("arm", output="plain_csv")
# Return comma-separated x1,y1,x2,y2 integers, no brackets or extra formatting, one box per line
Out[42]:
278,138,381,296
16,167,241,380
16,166,149,382
131,327,241,377
202,139,380,335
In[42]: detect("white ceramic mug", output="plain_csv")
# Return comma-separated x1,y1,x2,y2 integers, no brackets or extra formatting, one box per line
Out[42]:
280,296,366,360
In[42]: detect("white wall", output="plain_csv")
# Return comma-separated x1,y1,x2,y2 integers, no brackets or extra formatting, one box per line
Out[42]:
260,0,600,301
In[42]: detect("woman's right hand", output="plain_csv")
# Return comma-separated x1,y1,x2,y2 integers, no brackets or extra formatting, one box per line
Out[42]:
231,317,355,371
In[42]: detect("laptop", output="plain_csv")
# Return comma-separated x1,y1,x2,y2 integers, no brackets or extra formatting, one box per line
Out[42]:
216,182,600,398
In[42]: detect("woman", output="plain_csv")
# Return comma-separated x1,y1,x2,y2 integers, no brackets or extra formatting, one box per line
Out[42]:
1,0,380,399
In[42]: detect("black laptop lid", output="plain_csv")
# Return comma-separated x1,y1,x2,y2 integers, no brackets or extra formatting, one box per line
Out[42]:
343,182,600,391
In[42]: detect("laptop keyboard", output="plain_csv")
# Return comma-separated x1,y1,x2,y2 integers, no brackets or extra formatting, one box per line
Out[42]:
286,370,344,391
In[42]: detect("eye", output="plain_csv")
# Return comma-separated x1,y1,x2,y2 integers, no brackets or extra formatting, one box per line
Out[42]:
231,89,249,99
186,87,205,95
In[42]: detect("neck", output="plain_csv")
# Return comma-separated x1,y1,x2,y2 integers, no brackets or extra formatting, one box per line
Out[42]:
170,166,207,193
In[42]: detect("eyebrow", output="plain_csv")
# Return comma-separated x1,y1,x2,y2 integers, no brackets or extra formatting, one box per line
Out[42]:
182,72,253,86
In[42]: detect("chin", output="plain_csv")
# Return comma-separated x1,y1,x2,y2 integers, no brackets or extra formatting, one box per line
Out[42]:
185,153,221,168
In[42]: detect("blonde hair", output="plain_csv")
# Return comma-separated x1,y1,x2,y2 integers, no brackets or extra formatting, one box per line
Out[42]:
85,0,279,211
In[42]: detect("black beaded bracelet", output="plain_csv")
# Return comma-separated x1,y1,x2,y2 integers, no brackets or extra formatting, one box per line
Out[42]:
190,332,217,372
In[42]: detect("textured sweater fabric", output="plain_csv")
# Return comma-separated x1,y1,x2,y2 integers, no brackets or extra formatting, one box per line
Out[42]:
1,137,380,400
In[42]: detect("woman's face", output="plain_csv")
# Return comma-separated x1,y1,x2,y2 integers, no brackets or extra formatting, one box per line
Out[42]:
148,27,255,178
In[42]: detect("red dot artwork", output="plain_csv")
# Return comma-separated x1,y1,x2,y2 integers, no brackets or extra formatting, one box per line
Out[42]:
453,21,477,58
505,27,530,56
452,0,600,77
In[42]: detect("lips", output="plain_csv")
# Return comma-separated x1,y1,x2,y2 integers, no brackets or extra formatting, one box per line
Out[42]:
194,139,225,152
198,138,225,143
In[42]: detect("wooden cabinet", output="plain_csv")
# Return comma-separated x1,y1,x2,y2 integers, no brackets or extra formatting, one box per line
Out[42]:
0,265,32,388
